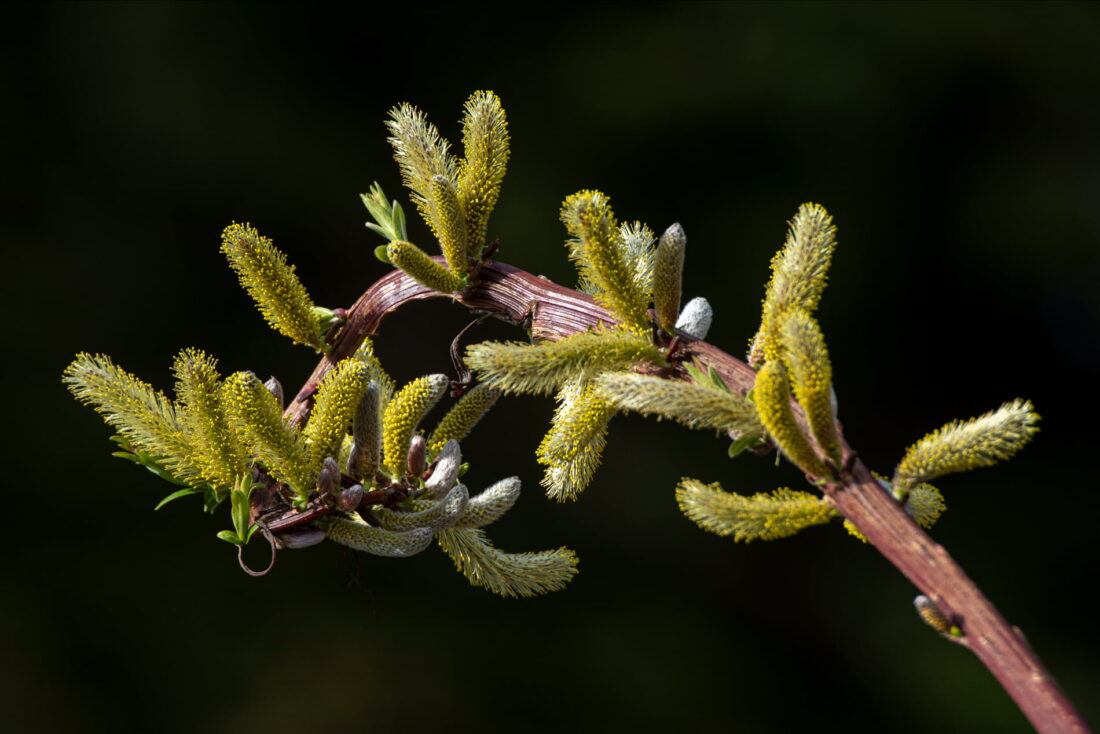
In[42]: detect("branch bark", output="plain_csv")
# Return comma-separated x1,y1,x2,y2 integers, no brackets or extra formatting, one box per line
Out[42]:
286,259,1090,734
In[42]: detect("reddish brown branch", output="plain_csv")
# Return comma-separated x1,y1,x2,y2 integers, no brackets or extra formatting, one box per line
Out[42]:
286,260,1090,734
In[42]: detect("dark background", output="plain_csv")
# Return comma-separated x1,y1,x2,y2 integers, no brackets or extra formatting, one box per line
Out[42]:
4,3,1099,733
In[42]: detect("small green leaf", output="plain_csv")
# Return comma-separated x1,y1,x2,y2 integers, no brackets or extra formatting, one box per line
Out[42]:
154,487,205,510
202,489,225,514
706,366,730,393
728,433,759,458
216,530,242,545
374,245,392,264
391,200,407,241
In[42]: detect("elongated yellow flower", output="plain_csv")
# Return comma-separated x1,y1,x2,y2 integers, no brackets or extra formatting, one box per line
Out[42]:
64,353,197,483
465,329,664,396
750,203,836,365
561,190,649,330
458,90,509,254
303,358,370,475
619,221,656,301
381,374,449,475
223,370,312,495
220,223,323,350
374,484,469,531
350,338,394,403
594,371,763,436
536,378,616,501
779,309,840,463
387,240,464,293
677,479,838,542
427,383,500,453
172,348,247,488
325,515,435,557
653,223,686,332
455,476,521,528
436,527,578,598
893,399,1039,492
753,360,827,477
386,102,457,239
429,174,468,277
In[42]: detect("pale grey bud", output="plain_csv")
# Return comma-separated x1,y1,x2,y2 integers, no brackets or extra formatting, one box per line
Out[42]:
316,456,340,496
264,376,284,409
675,296,713,339
338,483,364,512
425,439,462,498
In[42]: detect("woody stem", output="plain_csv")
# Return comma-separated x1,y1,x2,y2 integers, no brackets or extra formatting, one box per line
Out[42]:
285,258,1090,734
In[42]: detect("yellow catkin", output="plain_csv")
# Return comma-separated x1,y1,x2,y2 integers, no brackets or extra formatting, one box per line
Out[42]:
676,479,838,542
63,352,197,482
749,203,836,365
223,371,312,496
779,309,840,464
619,221,656,300
593,371,763,436
373,484,469,531
350,338,394,403
455,476,522,528
653,223,686,332
427,384,500,453
560,190,649,330
172,348,246,488
436,527,578,598
385,103,457,240
325,515,435,557
753,360,827,477
220,223,322,349
302,359,371,475
464,329,664,396
381,374,449,475
536,379,617,501
429,174,469,277
458,90,509,254
907,482,947,529
893,399,1040,491
387,240,464,293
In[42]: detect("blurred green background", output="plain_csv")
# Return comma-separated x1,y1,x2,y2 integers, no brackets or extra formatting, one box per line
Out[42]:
4,2,1098,732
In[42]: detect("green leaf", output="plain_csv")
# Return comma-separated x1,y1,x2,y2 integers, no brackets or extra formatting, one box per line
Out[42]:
154,487,206,510
728,433,758,458
202,488,227,514
216,530,242,545
391,200,407,241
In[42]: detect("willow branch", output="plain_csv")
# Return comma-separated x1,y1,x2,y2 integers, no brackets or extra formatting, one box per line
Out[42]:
285,259,1089,734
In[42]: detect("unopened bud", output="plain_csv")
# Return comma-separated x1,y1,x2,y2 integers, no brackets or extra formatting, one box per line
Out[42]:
407,434,427,478
264,376,284,409
676,296,713,340
425,439,462,498
275,526,326,549
338,483,364,512
317,457,340,496
913,595,952,634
